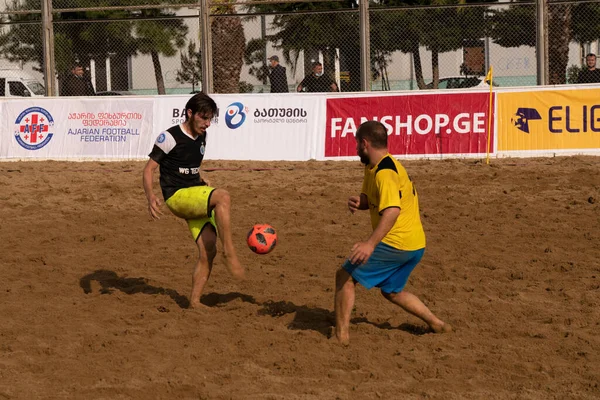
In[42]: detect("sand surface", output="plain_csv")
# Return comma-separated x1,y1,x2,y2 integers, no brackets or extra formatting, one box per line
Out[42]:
1,156,599,399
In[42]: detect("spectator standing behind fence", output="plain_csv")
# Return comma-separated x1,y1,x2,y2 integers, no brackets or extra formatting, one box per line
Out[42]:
297,62,338,93
268,55,289,93
578,53,600,84
61,64,96,96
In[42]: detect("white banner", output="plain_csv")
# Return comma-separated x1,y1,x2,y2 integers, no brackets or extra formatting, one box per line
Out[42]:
1,98,154,160
154,94,325,161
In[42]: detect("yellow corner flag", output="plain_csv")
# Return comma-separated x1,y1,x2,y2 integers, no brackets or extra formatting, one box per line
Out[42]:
485,66,494,165
485,66,493,85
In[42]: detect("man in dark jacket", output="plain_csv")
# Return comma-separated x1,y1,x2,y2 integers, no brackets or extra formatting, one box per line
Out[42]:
61,64,96,96
578,53,600,84
297,62,338,93
268,55,289,93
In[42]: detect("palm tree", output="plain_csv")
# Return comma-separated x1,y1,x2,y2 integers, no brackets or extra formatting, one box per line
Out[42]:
211,0,246,93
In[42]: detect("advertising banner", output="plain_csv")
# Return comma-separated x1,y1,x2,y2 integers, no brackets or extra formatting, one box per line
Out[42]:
154,94,324,161
324,92,494,158
498,88,600,152
1,98,154,160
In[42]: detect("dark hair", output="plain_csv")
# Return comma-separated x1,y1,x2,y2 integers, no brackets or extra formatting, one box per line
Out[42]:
184,92,217,121
586,53,597,58
312,62,323,68
356,120,388,149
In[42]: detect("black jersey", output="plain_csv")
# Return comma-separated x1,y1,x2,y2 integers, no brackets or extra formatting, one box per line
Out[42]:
300,74,335,92
578,69,600,84
149,124,206,201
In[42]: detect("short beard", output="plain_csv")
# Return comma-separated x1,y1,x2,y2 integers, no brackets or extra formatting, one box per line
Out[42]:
359,153,370,166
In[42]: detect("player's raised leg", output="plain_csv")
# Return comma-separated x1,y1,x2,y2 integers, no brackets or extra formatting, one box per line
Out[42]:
208,188,245,280
334,267,356,345
189,226,218,309
382,290,451,333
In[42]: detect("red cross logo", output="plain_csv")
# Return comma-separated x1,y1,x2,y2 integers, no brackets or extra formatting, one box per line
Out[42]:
20,114,49,144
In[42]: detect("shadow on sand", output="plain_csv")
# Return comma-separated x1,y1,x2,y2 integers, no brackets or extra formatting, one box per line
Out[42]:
80,269,428,337
79,269,190,308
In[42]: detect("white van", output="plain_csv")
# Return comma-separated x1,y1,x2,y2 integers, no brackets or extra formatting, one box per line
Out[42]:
0,70,45,97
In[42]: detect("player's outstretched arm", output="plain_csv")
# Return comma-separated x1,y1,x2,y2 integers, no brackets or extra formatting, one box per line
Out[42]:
142,158,163,220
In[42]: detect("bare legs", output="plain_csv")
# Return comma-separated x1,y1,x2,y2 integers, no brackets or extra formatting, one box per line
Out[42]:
189,227,217,309
381,291,451,334
334,268,355,346
334,267,451,345
188,188,245,308
209,189,245,280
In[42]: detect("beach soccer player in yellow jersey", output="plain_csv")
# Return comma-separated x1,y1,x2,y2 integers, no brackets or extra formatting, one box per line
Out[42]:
334,120,451,345
142,92,245,309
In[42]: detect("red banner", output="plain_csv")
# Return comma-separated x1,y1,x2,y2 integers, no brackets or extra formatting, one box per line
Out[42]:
325,93,493,157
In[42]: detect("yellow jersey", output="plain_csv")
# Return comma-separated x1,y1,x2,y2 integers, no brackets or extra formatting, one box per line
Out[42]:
361,154,426,251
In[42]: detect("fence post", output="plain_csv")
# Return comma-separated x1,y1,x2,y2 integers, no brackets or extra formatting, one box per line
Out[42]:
536,0,548,85
261,16,268,85
359,0,370,91
41,0,56,96
200,0,213,93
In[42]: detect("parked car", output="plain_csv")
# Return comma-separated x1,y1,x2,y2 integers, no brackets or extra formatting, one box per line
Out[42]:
0,70,45,97
95,90,135,96
425,76,496,90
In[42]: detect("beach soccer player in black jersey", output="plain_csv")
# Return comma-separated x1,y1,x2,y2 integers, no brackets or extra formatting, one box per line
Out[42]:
142,92,245,309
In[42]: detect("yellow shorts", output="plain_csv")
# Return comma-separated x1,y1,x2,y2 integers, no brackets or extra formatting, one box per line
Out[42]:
165,186,217,241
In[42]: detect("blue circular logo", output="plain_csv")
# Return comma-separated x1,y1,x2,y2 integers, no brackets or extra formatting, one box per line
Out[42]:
200,144,205,155
157,133,166,143
14,107,54,150
224,102,246,129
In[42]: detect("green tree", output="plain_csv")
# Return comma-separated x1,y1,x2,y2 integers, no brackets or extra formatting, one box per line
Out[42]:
375,0,488,89
0,0,189,94
245,1,360,91
571,2,600,44
134,7,188,94
243,37,269,85
370,6,427,89
371,49,392,90
246,0,488,91
566,64,582,84
176,41,202,92
489,0,582,85
0,1,135,78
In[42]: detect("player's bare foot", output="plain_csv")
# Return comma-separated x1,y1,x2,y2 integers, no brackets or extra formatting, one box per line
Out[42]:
430,321,452,334
334,328,350,346
224,254,245,280
188,301,213,311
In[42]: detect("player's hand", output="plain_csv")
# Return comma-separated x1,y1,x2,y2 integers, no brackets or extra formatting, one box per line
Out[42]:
349,241,375,265
348,196,361,214
147,195,163,220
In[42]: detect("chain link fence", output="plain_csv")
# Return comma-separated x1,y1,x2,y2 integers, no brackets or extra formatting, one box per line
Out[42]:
369,3,538,90
0,1,599,95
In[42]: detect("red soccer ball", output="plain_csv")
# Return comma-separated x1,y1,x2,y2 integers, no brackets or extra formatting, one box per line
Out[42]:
247,224,277,255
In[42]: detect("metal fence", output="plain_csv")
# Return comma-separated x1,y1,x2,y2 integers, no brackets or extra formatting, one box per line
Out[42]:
0,0,598,96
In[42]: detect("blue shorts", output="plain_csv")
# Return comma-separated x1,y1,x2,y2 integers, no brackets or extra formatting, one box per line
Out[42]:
343,243,425,294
